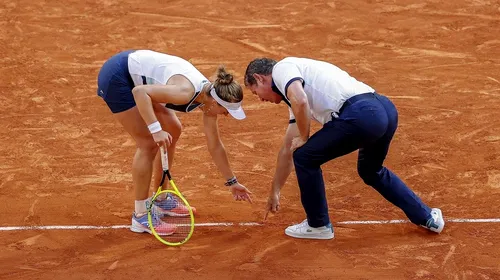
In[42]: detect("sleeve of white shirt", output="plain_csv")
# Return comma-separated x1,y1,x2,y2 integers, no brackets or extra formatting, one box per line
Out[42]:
272,61,304,98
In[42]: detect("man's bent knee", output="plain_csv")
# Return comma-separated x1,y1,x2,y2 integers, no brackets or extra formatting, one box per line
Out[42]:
293,148,309,167
357,165,380,186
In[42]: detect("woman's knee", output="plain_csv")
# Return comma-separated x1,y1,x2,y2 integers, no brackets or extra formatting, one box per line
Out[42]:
168,119,182,142
136,138,159,158
154,106,182,142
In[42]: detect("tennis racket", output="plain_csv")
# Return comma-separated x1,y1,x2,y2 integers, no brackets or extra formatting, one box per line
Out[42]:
147,147,195,246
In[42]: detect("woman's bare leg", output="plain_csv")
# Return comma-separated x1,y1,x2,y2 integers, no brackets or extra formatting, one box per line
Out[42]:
113,106,158,203
152,105,182,189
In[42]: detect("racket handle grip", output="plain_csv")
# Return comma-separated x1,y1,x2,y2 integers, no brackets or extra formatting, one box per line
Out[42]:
160,147,169,171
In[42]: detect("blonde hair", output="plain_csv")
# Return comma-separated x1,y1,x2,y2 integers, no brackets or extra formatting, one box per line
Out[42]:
211,65,243,103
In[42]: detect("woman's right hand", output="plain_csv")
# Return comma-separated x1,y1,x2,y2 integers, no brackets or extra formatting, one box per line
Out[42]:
152,130,172,150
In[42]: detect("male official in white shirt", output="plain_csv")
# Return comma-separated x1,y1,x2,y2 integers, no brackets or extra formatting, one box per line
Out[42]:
244,57,444,239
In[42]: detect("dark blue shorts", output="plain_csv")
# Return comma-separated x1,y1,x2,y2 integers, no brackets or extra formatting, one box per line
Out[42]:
97,50,137,113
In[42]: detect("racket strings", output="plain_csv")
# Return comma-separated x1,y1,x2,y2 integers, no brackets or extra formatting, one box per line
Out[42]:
148,205,176,234
161,214,192,242
153,192,193,243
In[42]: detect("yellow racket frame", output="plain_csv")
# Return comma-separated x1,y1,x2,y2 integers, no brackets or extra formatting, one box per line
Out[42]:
147,148,195,246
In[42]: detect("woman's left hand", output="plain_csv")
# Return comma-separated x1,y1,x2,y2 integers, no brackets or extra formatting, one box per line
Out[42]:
229,183,253,203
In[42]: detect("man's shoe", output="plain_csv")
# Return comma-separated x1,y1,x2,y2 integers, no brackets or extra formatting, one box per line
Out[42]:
422,208,445,233
285,219,334,240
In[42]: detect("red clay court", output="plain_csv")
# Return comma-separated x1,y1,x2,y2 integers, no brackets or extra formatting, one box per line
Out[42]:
1,0,500,279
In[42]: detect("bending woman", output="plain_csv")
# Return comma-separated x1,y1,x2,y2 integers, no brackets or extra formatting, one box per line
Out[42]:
97,50,252,235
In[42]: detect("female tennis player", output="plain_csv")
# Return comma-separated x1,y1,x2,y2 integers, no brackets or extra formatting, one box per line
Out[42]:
97,50,252,235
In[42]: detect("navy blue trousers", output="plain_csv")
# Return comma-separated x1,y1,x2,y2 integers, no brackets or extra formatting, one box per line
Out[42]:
293,93,431,227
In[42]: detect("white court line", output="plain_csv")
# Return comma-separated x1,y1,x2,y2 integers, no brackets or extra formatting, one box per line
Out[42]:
1,219,500,231
337,218,500,224
0,222,261,231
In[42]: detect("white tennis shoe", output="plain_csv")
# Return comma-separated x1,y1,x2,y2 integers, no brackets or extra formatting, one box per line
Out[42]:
422,208,445,233
285,219,334,240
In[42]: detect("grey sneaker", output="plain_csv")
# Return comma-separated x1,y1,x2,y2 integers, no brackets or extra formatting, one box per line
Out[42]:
423,208,445,233
285,219,334,240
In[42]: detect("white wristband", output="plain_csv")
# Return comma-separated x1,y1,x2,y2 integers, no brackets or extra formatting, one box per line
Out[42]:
148,121,162,134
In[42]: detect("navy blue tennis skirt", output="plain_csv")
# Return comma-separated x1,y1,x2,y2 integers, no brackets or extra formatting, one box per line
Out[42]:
96,50,137,113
